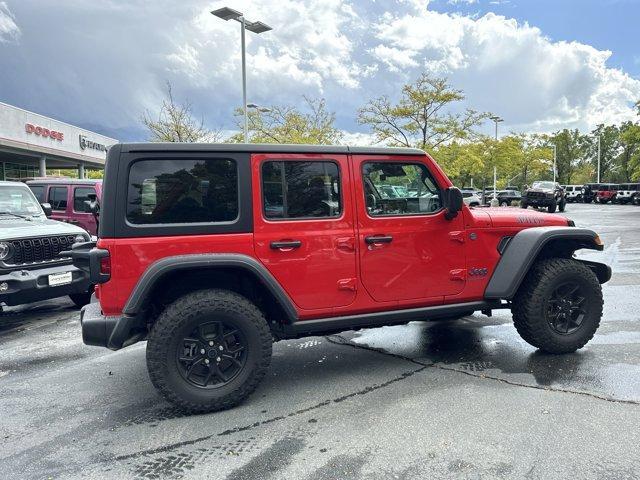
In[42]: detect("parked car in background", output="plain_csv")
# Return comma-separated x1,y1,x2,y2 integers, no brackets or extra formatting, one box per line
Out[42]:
485,189,522,207
27,179,102,236
595,183,618,204
0,181,92,308
461,189,481,206
581,183,601,203
562,185,583,203
521,181,566,213
615,183,639,204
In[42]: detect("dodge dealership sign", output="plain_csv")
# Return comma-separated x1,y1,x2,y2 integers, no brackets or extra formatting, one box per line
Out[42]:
0,101,117,163
25,123,65,141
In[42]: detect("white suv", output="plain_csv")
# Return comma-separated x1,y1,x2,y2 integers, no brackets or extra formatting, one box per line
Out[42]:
563,185,583,203
615,183,640,204
461,189,482,207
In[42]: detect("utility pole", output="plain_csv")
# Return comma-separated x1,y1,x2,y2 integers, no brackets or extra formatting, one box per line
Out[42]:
597,135,601,183
552,144,557,183
489,116,503,201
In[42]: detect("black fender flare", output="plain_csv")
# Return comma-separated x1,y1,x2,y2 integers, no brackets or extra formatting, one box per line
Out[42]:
122,254,298,323
485,226,608,300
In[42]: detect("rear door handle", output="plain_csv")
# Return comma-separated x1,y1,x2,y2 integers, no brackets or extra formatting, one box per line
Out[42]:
270,240,302,250
365,235,393,245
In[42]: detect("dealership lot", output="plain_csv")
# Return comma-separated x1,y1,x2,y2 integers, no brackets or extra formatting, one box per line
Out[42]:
1,203,639,479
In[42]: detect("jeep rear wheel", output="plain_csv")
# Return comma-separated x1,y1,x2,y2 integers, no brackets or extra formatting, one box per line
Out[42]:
512,258,602,353
547,202,557,213
146,289,272,413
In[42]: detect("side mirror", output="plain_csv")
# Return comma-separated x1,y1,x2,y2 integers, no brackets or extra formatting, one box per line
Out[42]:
443,187,463,220
40,203,52,217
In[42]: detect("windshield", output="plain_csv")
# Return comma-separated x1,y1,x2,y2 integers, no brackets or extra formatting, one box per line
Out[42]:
0,185,44,217
532,181,555,190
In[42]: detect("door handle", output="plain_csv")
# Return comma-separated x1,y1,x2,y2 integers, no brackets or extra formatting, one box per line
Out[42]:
270,240,302,250
365,235,393,245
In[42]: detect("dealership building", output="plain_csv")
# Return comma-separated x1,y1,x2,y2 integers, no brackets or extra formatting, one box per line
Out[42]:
0,102,118,181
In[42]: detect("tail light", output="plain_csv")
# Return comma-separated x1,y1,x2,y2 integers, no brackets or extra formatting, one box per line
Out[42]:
100,254,111,277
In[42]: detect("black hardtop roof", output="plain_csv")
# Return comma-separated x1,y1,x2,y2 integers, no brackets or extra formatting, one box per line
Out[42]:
118,142,426,156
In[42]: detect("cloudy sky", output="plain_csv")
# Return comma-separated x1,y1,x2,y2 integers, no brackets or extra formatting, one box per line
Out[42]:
1,0,639,143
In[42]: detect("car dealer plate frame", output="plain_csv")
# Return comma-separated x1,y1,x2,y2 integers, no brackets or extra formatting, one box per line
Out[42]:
48,271,73,287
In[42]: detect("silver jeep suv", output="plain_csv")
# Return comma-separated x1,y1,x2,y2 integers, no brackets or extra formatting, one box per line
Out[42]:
0,181,92,308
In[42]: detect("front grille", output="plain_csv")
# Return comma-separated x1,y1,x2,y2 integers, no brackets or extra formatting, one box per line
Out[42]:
7,235,76,266
527,192,547,199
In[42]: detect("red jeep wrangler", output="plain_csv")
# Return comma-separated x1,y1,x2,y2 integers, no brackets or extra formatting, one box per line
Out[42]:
71,143,611,413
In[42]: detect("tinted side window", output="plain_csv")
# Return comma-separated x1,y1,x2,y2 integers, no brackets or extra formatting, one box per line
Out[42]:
363,162,441,216
126,158,238,224
29,185,45,202
48,187,68,211
262,161,341,219
74,187,96,213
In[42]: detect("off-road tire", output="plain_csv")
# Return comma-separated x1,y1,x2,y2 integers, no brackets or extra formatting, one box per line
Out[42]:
547,202,557,213
512,258,602,353
500,201,509,207
146,289,272,413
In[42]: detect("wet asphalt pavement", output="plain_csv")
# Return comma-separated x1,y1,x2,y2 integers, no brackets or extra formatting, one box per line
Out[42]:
1,203,639,479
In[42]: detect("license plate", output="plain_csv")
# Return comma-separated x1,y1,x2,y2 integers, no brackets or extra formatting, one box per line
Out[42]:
48,271,73,286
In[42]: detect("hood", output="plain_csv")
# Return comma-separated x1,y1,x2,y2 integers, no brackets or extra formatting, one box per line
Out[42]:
481,207,569,228
466,207,569,228
525,188,553,194
0,216,88,241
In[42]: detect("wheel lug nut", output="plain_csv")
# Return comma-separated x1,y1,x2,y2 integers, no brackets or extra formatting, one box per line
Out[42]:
209,341,214,346
216,357,221,362
204,359,210,364
219,345,224,351
200,349,205,354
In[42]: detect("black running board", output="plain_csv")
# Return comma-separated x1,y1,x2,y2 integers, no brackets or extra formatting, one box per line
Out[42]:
277,300,501,339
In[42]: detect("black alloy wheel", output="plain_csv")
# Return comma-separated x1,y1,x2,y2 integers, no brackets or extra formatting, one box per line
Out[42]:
177,320,248,389
545,282,586,335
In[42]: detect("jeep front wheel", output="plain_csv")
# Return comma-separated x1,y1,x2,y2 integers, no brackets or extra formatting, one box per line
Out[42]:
146,289,272,413
512,258,602,353
547,202,557,213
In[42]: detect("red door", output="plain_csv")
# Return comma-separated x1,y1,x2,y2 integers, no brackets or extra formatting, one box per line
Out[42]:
352,155,466,303
71,185,98,235
252,153,357,311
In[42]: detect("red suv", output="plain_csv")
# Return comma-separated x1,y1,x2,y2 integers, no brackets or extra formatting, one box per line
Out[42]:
71,143,611,413
27,179,102,236
595,183,618,204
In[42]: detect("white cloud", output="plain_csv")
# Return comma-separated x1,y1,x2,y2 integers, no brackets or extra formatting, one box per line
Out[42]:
0,2,20,43
0,0,638,140
370,7,640,132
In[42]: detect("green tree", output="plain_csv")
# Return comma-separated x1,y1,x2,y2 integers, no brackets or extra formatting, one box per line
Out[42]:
617,121,640,181
548,129,588,184
142,82,219,142
230,97,342,145
357,74,488,150
584,125,621,182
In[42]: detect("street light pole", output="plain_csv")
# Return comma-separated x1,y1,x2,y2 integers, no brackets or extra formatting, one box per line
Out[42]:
240,16,248,142
597,135,601,183
489,116,503,201
211,7,272,144
552,144,557,183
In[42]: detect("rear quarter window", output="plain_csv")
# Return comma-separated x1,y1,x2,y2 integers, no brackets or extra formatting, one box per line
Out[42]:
126,158,238,224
